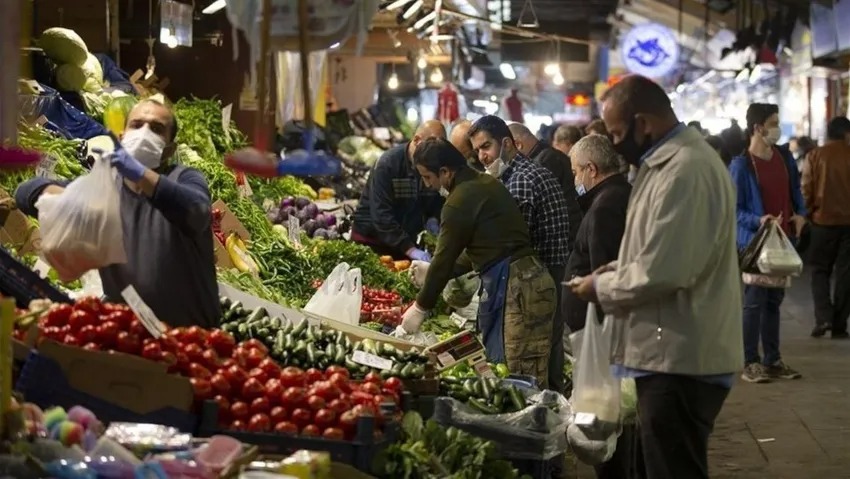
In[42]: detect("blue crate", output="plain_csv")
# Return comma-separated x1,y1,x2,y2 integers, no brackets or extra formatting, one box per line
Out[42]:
16,351,198,432
0,246,72,308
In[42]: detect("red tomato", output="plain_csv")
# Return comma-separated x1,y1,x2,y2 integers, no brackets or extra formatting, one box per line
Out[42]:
245,348,265,369
141,341,163,361
160,351,178,371
300,424,320,437
103,310,134,330
269,406,288,423
41,326,64,342
327,373,351,393
280,367,306,388
383,377,404,393
381,390,401,405
274,421,298,434
219,358,238,371
306,395,326,412
229,420,246,431
223,365,248,389
280,387,306,408
360,382,382,396
247,367,269,384
230,347,250,368
327,398,351,415
210,373,231,395
291,408,312,429
201,349,221,370
242,338,268,354
130,319,150,338
67,310,95,332
230,401,250,420
250,397,271,416
337,410,359,438
182,326,208,345
73,297,103,316
188,362,212,380
312,381,342,402
364,372,383,385
157,335,180,353
174,352,191,375
77,325,98,344
305,368,325,384
42,304,72,327
82,342,100,351
213,395,231,422
350,391,376,407
241,377,265,401
189,378,213,401
207,330,236,357
314,408,336,429
184,343,204,363
325,366,349,379
115,332,142,355
62,334,81,346
264,378,284,404
258,358,281,378
322,427,345,441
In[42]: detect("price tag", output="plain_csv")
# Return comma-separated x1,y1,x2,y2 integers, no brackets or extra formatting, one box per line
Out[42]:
287,216,301,248
221,104,233,143
235,171,253,198
372,127,391,141
121,286,166,338
36,156,58,179
574,412,597,426
437,352,454,367
473,360,496,378
32,259,52,278
351,350,393,371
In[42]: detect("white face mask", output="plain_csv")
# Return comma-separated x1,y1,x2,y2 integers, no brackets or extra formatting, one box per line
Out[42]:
485,158,508,178
122,124,166,168
439,186,449,197
763,127,781,145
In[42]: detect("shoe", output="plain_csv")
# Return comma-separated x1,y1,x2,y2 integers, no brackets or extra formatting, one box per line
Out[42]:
741,363,771,383
811,323,831,338
831,331,849,339
765,361,802,379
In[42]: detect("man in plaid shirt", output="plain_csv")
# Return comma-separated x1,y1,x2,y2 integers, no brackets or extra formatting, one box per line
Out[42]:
469,115,571,393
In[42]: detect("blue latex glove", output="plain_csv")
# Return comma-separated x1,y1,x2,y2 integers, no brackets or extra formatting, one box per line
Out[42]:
408,248,432,262
425,217,440,235
93,147,145,182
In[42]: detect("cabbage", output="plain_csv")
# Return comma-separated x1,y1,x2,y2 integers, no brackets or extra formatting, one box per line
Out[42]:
55,54,103,93
81,54,104,92
40,28,89,66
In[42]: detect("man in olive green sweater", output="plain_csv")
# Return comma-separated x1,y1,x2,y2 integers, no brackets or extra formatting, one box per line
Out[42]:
396,137,556,388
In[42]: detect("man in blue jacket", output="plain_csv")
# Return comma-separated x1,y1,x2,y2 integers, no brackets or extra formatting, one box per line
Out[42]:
729,103,807,384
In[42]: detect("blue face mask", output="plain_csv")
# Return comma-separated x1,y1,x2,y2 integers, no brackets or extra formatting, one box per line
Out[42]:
575,184,587,196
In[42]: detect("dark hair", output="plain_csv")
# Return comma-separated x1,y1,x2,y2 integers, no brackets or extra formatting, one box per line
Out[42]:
134,98,180,142
584,119,608,136
413,137,468,174
745,103,779,135
688,121,702,129
468,115,514,143
599,75,673,119
826,116,850,141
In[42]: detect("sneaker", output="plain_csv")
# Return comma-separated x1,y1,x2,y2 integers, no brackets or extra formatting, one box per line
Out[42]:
741,363,771,383
765,361,802,380
811,323,831,338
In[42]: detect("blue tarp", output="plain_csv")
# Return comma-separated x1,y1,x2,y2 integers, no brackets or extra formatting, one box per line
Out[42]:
21,84,108,140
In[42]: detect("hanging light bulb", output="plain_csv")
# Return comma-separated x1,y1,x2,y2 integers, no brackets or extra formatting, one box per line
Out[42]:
552,72,565,86
544,63,559,76
417,55,428,70
429,67,443,84
165,27,178,48
388,73,400,90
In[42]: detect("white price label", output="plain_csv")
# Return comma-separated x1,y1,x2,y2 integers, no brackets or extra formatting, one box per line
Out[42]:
32,259,52,278
287,216,301,247
36,156,58,179
121,286,166,338
437,352,454,367
351,350,393,371
574,412,597,426
474,360,496,378
221,104,233,143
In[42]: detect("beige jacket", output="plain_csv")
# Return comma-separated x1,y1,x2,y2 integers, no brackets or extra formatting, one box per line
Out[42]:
596,126,743,375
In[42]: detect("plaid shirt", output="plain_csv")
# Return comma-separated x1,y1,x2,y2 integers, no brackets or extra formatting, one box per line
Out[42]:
501,154,570,268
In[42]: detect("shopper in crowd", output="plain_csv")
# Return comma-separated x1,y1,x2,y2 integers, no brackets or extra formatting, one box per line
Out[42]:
791,136,817,173
469,115,570,393
449,119,483,171
508,122,583,250
15,99,220,328
721,118,746,156
394,137,555,388
585,118,608,136
687,120,705,136
705,135,731,165
729,103,807,382
803,116,850,339
552,124,583,156
570,74,742,479
350,120,446,261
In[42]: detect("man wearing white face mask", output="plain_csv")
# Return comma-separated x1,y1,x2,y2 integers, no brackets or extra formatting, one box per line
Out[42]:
729,102,807,383
15,99,220,328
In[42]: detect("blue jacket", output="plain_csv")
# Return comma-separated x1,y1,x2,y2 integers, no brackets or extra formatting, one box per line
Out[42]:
728,146,807,250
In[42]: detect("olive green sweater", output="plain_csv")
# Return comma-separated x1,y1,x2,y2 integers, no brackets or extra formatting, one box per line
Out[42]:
417,166,535,309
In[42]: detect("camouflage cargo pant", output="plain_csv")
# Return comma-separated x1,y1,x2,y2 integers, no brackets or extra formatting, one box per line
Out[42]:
504,256,556,390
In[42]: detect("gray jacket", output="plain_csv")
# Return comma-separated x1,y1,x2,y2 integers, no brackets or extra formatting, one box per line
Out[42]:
596,127,743,375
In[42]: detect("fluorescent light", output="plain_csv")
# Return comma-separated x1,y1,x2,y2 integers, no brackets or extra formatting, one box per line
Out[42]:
385,0,411,11
499,62,516,80
413,11,436,30
329,42,341,49
402,0,424,19
429,34,455,43
202,0,225,14
544,63,559,76
388,73,399,90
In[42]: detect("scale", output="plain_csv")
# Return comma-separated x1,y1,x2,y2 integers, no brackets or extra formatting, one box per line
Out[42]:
425,330,495,377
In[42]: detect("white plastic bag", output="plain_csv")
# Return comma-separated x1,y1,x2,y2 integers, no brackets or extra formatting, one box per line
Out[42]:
36,157,126,282
757,221,803,276
303,263,362,325
571,307,620,423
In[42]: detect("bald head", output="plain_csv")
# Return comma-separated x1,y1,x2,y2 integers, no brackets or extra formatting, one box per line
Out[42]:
450,120,473,156
507,123,538,157
409,120,447,159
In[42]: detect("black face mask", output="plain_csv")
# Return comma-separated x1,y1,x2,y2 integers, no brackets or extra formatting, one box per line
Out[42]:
613,117,654,166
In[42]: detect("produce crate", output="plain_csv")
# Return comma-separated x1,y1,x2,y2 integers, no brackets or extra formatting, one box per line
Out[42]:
16,351,198,432
0,246,72,308
402,394,436,419
197,402,399,473
402,377,439,396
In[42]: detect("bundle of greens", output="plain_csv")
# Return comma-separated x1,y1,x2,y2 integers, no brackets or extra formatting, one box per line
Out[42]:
1,123,86,192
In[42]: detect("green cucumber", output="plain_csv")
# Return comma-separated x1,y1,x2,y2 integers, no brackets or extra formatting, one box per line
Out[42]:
400,363,415,379
292,319,308,337
507,386,525,412
306,344,317,364
468,398,500,414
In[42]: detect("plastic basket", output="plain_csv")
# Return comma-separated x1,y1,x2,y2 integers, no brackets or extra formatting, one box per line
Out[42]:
16,351,198,432
0,246,72,308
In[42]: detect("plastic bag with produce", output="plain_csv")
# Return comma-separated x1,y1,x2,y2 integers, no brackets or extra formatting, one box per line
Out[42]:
35,155,126,282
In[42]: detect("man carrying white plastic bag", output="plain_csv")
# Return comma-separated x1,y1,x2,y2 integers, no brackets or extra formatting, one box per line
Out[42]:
36,154,126,282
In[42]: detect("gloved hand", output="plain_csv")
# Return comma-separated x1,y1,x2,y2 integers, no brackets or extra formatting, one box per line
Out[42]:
407,247,432,262
410,260,430,288
425,217,440,235
93,147,145,182
398,302,428,335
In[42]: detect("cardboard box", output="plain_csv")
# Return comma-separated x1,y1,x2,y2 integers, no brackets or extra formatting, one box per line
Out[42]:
0,190,40,255
212,200,250,269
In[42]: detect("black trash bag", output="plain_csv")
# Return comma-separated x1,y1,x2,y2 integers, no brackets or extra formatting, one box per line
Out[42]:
739,221,772,274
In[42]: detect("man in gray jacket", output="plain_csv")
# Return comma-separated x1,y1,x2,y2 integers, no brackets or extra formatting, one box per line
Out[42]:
571,75,742,479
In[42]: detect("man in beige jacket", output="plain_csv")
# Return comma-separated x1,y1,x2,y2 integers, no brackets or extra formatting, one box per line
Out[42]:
571,75,742,479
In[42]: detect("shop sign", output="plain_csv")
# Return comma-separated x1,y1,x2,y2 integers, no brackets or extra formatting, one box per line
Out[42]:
619,23,680,79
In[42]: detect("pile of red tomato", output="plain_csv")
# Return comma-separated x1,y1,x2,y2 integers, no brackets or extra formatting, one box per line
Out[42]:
27,298,404,441
360,286,404,327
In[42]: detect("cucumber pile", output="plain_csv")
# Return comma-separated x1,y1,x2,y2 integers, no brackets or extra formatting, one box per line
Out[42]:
439,376,528,415
218,296,430,379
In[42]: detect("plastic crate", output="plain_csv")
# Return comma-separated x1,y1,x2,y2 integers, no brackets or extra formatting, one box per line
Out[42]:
196,401,398,473
0,246,72,308
16,351,198,432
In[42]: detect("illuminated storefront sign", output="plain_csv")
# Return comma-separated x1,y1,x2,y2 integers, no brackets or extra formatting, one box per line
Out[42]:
619,23,680,79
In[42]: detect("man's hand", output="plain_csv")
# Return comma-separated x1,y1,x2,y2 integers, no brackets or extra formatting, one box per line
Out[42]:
760,214,777,226
791,214,807,237
94,147,145,182
425,217,440,235
593,262,616,275
409,260,430,288
398,302,428,335
407,247,432,262
570,275,598,302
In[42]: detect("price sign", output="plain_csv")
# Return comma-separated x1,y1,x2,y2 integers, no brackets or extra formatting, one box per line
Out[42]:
287,216,301,248
32,259,52,278
426,330,486,370
221,104,233,143
121,286,166,338
36,156,58,179
351,350,393,371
